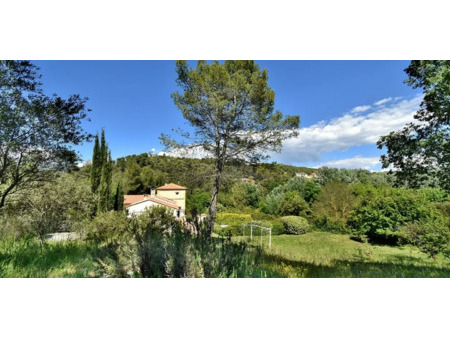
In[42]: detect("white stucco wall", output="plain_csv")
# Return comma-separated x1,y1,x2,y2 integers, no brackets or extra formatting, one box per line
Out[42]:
127,200,184,219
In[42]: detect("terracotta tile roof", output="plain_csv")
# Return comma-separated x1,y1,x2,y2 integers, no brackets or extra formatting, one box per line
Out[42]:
156,183,187,190
124,195,148,207
124,195,179,209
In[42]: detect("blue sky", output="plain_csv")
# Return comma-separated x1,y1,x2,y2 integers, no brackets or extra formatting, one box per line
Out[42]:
33,60,421,170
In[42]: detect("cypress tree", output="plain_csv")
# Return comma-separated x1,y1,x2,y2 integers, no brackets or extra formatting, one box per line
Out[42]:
100,128,107,169
90,133,101,193
97,150,113,213
113,180,124,211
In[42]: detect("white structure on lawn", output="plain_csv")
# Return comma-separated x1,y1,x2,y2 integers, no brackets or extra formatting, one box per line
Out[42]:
124,183,187,219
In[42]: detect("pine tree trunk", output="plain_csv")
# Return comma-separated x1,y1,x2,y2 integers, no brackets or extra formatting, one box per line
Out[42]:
207,169,222,236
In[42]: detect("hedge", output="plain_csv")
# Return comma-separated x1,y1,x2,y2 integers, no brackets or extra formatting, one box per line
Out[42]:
280,216,311,235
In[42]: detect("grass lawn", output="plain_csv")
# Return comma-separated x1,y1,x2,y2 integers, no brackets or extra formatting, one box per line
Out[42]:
248,232,450,277
1,232,449,277
0,239,101,278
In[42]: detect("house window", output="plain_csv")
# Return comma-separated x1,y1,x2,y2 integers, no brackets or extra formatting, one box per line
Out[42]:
176,192,179,195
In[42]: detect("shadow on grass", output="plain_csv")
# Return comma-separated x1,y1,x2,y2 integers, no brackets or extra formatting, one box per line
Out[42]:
254,250,450,278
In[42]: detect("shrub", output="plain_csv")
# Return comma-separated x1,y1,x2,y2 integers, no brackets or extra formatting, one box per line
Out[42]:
313,214,349,234
280,216,311,235
279,191,310,217
434,202,450,219
348,188,444,244
418,188,450,203
251,210,275,221
400,219,450,261
83,211,129,244
214,224,243,236
93,207,260,277
270,219,285,235
215,213,252,226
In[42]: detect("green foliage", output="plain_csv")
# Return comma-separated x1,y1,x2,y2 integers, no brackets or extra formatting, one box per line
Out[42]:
378,60,450,192
91,206,265,278
90,133,101,193
279,191,310,217
434,202,450,219
418,188,450,203
400,220,450,260
97,151,113,213
264,176,321,215
270,219,285,235
315,167,395,187
124,159,144,194
314,214,349,234
280,216,310,235
83,211,128,244
0,239,101,277
113,181,124,211
303,181,321,205
0,173,95,243
348,188,444,244
186,192,210,218
215,212,252,226
311,182,357,233
0,60,91,208
163,60,300,235
226,182,261,209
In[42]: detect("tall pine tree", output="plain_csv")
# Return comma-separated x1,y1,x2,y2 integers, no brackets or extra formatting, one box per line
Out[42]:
90,133,101,193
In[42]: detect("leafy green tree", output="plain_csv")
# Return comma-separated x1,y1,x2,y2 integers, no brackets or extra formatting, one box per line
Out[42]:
162,61,300,235
0,173,95,244
302,181,321,205
124,159,143,194
312,182,357,230
0,60,91,208
226,182,261,209
400,219,450,261
90,133,102,193
378,60,450,192
348,188,444,244
279,191,310,217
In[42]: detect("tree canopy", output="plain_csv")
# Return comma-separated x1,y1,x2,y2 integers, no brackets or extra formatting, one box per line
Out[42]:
0,60,91,208
378,60,450,192
162,60,300,234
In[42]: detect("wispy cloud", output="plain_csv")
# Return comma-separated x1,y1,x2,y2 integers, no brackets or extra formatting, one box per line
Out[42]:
158,96,422,168
271,95,422,163
374,97,392,106
317,156,381,170
351,105,371,113
159,146,212,159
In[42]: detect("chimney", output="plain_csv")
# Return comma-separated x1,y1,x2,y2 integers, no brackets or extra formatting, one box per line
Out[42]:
149,186,155,196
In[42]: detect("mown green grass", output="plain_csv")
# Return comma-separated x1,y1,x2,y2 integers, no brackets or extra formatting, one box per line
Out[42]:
245,232,450,277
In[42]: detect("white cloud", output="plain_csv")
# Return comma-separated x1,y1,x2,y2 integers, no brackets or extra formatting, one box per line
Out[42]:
351,105,371,113
374,97,392,105
271,95,422,163
158,146,212,159
157,96,422,167
317,156,381,170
